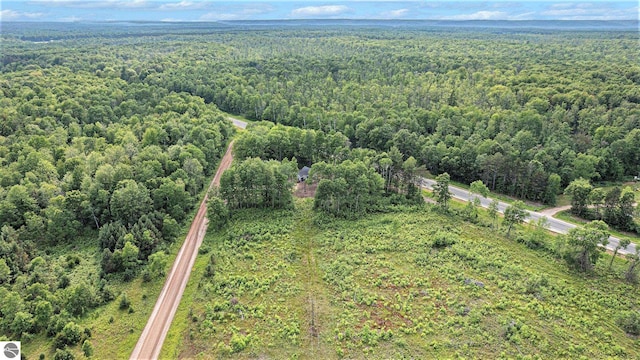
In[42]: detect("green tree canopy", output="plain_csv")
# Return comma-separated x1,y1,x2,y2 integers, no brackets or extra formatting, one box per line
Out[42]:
563,220,610,272
564,178,593,217
110,180,153,227
503,201,528,237
433,173,451,211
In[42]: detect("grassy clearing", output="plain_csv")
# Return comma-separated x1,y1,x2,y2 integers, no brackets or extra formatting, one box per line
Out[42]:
169,199,640,359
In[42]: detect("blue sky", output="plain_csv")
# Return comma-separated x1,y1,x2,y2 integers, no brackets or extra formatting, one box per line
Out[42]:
1,1,638,22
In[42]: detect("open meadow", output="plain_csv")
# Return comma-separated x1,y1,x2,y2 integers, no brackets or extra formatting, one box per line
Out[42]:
167,199,640,359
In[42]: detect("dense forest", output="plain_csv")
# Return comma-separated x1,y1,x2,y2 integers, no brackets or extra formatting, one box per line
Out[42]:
61,23,640,204
4,23,639,204
1,21,639,357
0,25,234,355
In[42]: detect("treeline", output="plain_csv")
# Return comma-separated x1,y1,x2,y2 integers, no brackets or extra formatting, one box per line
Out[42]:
219,157,297,210
0,66,231,344
233,122,350,166
234,122,421,198
565,178,637,232
211,122,421,220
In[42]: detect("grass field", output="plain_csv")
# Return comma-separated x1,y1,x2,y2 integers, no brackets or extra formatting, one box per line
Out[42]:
167,199,640,359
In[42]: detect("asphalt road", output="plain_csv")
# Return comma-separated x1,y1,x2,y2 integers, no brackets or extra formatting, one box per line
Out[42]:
420,178,637,256
130,120,244,360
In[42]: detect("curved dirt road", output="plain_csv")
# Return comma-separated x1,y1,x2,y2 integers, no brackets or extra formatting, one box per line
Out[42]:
130,139,236,360
538,205,571,216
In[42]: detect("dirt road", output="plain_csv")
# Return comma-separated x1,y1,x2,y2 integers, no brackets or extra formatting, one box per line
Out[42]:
130,141,235,360
538,205,571,216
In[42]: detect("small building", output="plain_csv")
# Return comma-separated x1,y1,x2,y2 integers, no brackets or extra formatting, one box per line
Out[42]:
298,166,310,182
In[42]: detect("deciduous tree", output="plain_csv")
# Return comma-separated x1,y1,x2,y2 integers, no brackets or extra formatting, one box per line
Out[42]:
433,173,451,211
564,220,609,272
608,238,631,271
564,178,593,216
503,201,528,237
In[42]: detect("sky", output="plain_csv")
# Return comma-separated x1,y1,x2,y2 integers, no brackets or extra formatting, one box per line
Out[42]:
1,1,638,22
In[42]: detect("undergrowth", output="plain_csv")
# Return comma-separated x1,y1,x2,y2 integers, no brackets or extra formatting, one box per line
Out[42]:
172,199,640,359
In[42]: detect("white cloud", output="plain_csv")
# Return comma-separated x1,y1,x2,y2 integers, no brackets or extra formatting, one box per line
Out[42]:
119,0,149,8
1,10,21,20
509,12,537,20
200,12,238,20
0,9,45,20
291,5,351,17
160,18,189,22
541,3,637,20
549,3,575,10
380,8,409,19
199,4,274,21
240,5,274,16
159,1,207,11
58,15,82,22
27,0,150,9
446,11,508,20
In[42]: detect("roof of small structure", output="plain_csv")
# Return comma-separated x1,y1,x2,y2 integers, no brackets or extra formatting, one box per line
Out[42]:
298,166,311,176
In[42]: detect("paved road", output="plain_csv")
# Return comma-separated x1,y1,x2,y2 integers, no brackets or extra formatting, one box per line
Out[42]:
420,178,637,256
131,121,243,360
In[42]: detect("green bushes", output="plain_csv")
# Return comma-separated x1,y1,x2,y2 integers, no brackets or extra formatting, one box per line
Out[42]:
53,348,75,360
179,200,640,358
433,231,458,248
119,293,131,311
82,339,94,357
54,322,82,349
617,312,640,335
230,332,250,353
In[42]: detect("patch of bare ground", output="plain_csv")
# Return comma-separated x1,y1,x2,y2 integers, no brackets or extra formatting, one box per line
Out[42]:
294,181,318,198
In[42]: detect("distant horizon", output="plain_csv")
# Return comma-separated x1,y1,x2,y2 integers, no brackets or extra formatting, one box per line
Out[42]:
4,18,637,36
4,19,639,23
1,1,638,23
